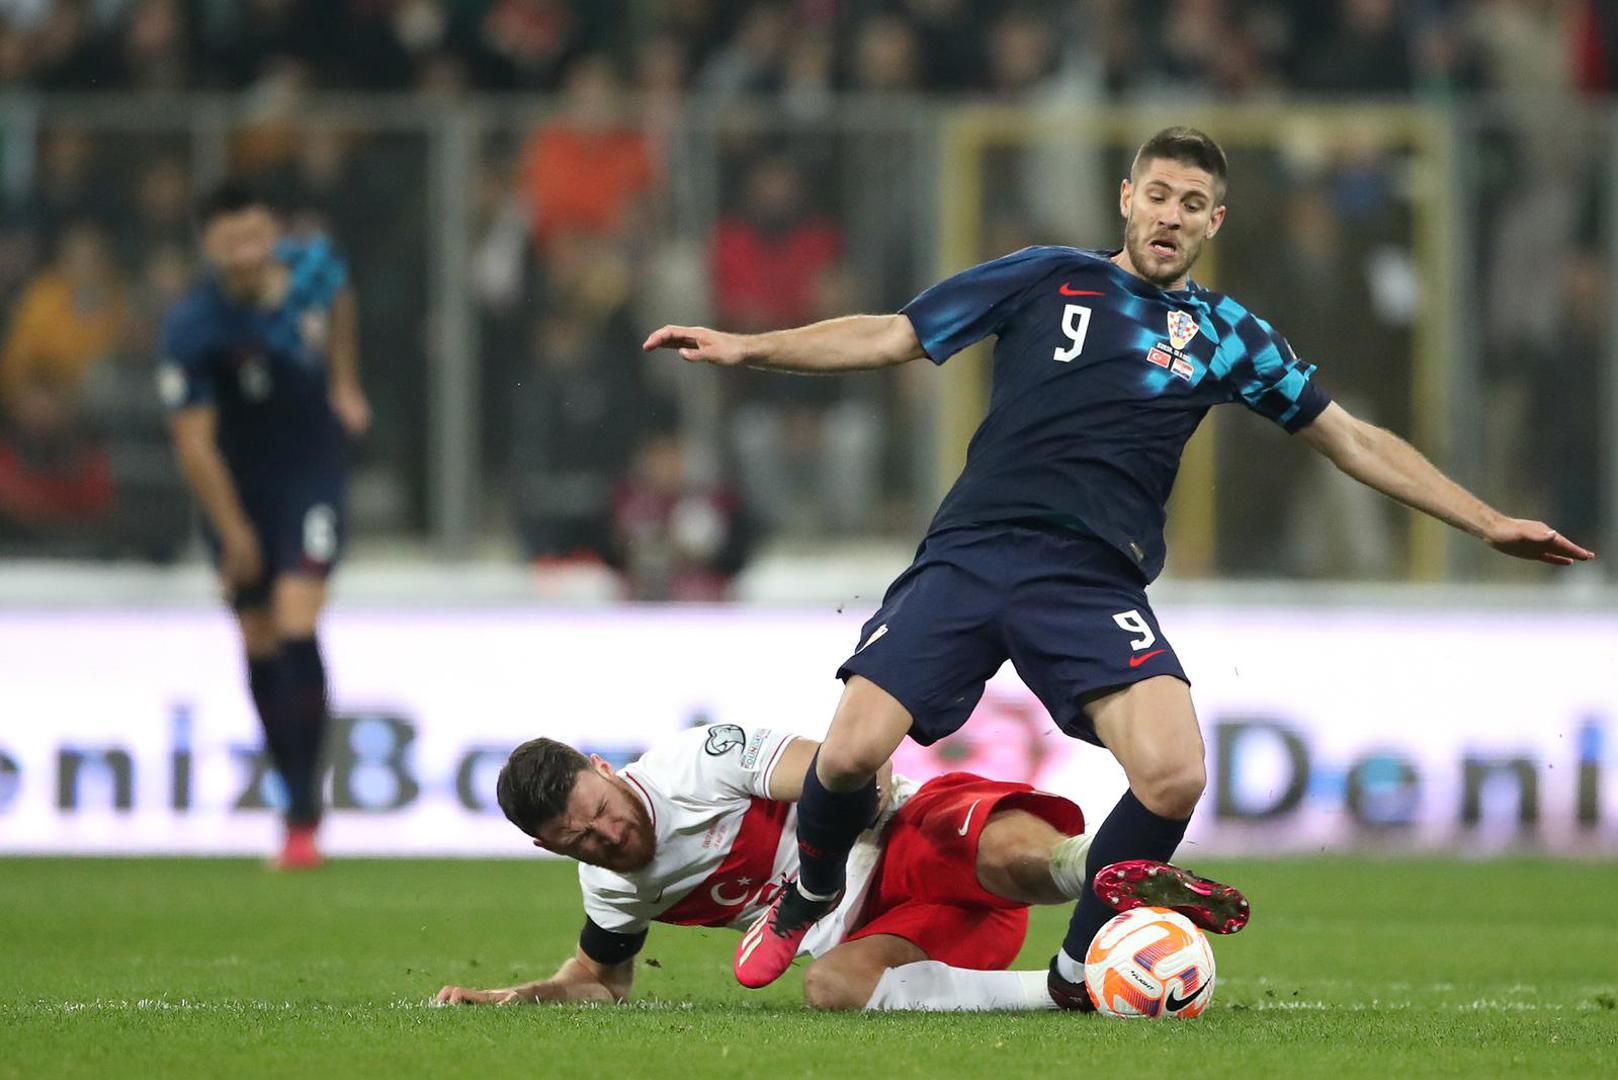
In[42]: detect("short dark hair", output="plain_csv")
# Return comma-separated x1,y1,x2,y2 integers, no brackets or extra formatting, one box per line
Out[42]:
1131,126,1228,200
195,181,268,227
496,738,591,837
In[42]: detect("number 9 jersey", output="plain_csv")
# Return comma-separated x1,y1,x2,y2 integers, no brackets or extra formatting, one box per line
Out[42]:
902,245,1331,583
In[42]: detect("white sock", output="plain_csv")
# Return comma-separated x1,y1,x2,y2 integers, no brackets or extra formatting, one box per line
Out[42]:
795,882,838,903
1053,947,1084,984
864,962,1058,1012
1047,831,1093,901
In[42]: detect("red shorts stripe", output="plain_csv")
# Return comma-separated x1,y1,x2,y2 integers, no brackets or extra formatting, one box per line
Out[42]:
847,772,1084,970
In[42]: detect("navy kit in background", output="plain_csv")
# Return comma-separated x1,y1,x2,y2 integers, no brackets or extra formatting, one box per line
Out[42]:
158,236,350,607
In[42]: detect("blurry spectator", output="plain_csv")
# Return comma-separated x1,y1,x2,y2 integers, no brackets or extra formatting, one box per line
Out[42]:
710,153,878,533
0,17,29,85
633,31,694,224
12,127,124,247
511,237,669,561
852,13,923,94
32,0,120,90
257,126,366,237
782,30,834,118
1224,182,1405,578
1466,0,1578,97
461,0,584,90
698,1,787,97
0,222,126,417
122,0,189,92
77,242,192,560
416,49,470,97
611,430,753,602
0,372,113,547
1299,0,1413,93
1524,249,1606,548
984,7,1058,98
899,0,980,92
1576,0,1618,93
123,242,191,357
120,155,193,264
711,154,840,331
847,14,928,308
516,53,655,252
203,0,334,90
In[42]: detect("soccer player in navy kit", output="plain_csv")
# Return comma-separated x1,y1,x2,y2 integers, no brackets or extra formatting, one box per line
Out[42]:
645,128,1594,1006
160,184,369,869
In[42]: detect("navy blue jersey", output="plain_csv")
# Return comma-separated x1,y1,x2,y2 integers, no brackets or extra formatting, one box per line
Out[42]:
903,245,1330,581
157,236,348,482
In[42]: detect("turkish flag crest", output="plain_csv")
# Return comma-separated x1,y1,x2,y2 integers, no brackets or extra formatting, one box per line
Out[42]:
1167,310,1199,350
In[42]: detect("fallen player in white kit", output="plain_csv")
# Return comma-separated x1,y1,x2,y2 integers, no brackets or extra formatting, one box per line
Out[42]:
436,724,1183,1011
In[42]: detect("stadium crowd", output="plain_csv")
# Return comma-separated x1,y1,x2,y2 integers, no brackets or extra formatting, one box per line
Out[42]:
0,2,1615,98
0,0,1610,589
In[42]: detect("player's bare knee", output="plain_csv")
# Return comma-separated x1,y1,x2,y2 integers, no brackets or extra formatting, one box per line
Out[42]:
814,738,886,791
801,962,870,1011
1134,760,1206,819
237,613,279,657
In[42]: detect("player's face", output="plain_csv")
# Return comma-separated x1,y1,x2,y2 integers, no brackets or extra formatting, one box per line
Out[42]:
1118,159,1226,289
534,760,656,873
202,206,278,299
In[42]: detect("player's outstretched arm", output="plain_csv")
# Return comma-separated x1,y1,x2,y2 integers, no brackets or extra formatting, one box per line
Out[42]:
436,947,634,1006
642,314,925,374
1297,402,1595,566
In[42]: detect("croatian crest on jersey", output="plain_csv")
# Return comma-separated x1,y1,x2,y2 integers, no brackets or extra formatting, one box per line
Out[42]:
1167,310,1199,350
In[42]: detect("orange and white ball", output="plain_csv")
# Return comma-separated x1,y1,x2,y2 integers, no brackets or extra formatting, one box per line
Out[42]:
1084,906,1216,1019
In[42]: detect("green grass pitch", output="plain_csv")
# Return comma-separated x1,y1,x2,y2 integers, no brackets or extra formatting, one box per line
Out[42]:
3,857,1616,1078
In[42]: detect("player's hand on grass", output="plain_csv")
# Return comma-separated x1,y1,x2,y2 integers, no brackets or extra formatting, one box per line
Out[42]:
642,325,749,366
1484,518,1595,566
330,380,372,437
435,984,526,1006
219,526,264,588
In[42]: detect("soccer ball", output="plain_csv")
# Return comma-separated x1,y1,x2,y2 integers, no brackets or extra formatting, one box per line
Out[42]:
1084,906,1216,1019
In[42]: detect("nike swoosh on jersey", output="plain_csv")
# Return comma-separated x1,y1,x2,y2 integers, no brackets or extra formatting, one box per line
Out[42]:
1058,283,1105,296
1128,649,1168,668
957,799,983,837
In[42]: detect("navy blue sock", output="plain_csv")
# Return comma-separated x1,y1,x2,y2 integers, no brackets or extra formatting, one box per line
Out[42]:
246,652,296,802
279,636,329,827
1060,790,1190,966
795,751,878,899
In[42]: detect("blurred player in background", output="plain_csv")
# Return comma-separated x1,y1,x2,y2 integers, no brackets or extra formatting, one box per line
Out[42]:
437,725,1191,1012
159,184,369,869
644,127,1594,1006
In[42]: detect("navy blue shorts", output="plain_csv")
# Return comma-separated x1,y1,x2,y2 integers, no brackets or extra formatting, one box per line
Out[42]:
205,464,346,611
837,524,1188,747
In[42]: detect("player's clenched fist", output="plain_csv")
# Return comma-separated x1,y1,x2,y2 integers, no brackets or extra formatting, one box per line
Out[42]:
642,324,749,366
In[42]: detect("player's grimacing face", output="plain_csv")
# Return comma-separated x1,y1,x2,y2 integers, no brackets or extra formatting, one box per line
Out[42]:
535,762,656,873
1119,158,1226,288
202,207,277,297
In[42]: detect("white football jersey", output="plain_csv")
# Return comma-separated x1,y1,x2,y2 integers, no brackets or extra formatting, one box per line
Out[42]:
579,724,912,959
